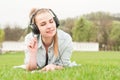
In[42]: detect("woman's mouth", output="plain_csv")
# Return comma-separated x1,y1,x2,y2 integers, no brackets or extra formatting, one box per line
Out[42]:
46,29,54,33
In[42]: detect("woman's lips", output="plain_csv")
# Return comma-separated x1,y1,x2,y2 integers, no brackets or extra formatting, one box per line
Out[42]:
46,29,54,33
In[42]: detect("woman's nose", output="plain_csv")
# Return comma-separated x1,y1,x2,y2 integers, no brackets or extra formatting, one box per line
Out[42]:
46,23,52,28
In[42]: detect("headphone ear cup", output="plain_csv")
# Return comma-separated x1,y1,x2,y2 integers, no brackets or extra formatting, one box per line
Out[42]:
29,24,40,34
53,17,59,27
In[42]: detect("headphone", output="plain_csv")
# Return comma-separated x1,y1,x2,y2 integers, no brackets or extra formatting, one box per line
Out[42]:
29,9,60,35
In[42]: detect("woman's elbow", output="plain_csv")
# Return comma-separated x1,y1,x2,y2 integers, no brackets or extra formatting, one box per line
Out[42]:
26,64,37,71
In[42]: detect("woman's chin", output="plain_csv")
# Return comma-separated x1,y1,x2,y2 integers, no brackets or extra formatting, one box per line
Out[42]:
47,32,56,37
44,34,55,38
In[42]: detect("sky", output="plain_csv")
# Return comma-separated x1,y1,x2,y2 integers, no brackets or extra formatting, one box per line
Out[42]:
0,0,120,29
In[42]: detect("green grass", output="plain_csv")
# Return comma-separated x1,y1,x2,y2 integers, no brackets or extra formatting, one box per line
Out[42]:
0,51,120,80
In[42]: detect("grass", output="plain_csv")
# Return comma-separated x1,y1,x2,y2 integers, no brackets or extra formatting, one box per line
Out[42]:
0,51,120,80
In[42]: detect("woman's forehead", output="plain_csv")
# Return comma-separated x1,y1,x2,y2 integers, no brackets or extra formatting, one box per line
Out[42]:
36,12,53,22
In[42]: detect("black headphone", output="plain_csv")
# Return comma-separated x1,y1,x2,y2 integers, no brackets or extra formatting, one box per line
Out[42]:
29,9,60,35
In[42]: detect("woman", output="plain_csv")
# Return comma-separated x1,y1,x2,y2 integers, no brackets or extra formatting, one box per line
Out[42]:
24,8,77,71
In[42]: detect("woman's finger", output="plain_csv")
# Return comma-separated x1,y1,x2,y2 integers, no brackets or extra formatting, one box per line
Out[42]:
32,37,37,48
28,37,37,48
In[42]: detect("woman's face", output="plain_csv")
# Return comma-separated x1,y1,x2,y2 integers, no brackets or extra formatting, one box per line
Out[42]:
35,12,56,38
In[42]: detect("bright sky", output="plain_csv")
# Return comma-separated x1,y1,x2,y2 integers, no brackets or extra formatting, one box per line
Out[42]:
0,0,120,28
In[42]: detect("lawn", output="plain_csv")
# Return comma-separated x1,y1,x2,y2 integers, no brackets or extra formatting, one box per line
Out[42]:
0,51,120,80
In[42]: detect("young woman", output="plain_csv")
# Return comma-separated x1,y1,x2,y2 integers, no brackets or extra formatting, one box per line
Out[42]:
24,8,77,71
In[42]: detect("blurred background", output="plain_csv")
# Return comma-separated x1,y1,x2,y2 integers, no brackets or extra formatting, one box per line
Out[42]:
0,0,120,53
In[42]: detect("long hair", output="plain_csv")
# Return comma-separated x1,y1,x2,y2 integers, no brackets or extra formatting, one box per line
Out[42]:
53,32,58,57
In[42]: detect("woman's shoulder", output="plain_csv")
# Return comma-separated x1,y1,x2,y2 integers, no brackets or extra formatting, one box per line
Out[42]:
57,29,72,40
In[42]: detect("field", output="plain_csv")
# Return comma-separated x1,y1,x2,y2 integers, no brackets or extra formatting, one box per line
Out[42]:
0,51,120,80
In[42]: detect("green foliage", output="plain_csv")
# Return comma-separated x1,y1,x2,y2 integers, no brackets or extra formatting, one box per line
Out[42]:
0,28,5,47
110,21,120,41
59,18,75,36
83,12,115,50
84,12,112,22
110,21,120,50
72,17,97,42
0,51,120,80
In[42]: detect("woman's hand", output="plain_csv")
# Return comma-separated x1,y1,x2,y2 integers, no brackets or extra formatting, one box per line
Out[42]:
28,36,38,54
40,64,63,72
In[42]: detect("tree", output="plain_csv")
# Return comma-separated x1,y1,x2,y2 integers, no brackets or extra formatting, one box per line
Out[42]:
84,12,113,50
4,24,25,41
59,18,75,36
110,21,120,50
0,28,5,43
72,17,97,42
0,28,5,53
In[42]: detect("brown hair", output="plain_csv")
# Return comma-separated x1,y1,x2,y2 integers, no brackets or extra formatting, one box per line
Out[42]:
29,8,58,57
53,33,58,57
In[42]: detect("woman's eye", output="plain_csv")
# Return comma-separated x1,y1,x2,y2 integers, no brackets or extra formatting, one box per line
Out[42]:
50,19,54,23
40,22,46,26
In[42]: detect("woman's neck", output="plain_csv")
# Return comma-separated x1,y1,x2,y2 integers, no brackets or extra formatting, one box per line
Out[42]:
42,37,53,47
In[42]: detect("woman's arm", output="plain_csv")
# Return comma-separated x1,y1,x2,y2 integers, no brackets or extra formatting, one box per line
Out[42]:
24,34,38,71
26,52,37,71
